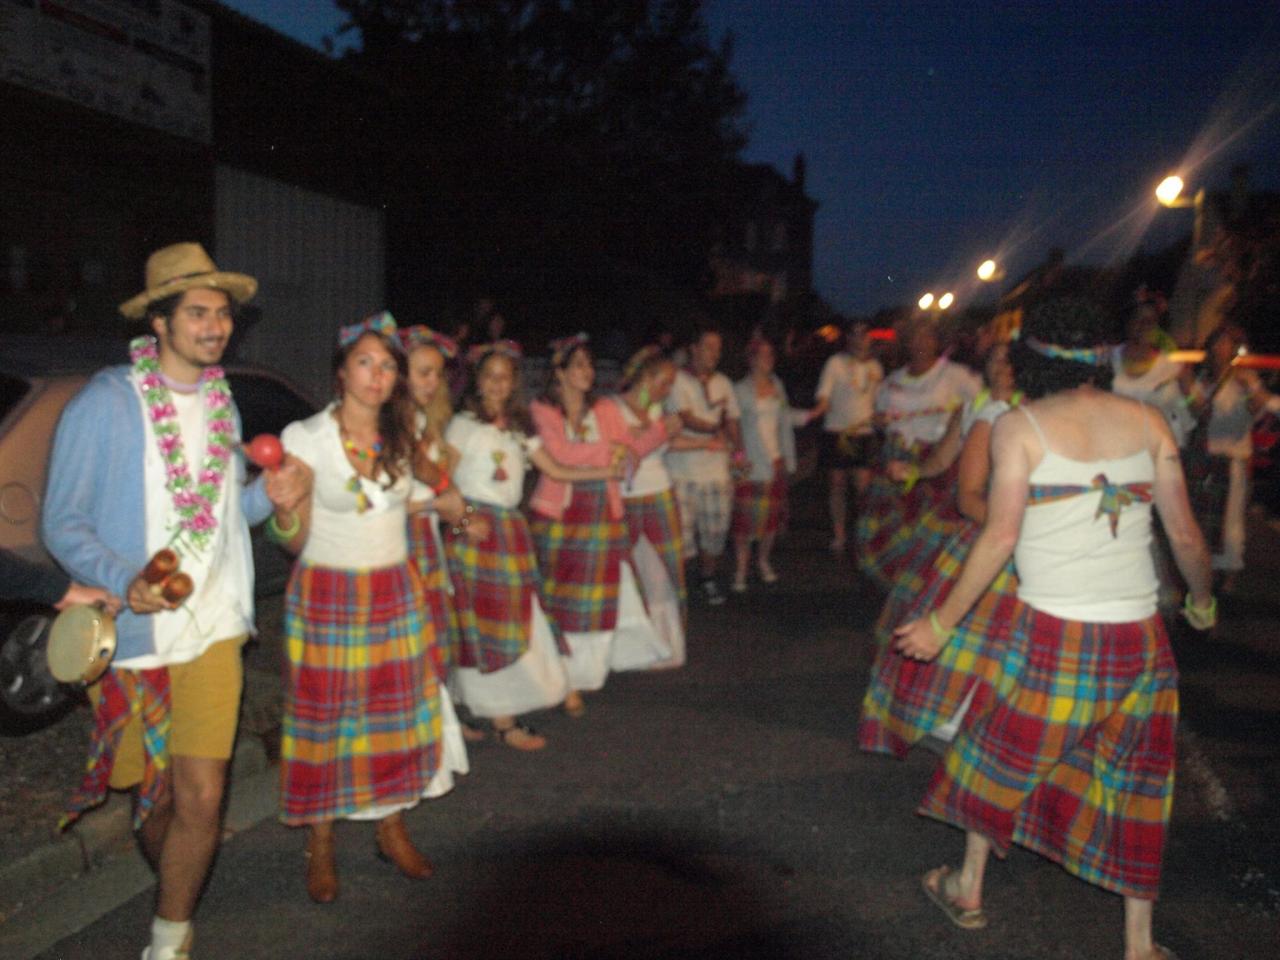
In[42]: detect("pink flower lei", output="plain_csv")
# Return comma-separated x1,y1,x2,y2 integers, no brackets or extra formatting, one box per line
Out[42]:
130,336,234,551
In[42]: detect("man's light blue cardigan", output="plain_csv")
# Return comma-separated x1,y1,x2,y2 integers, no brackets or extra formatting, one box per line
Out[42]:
41,366,272,661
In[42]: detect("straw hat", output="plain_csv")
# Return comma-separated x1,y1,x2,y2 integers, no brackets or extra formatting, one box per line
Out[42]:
119,242,258,319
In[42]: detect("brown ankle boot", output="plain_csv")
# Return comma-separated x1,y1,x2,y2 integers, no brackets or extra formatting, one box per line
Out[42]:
305,826,338,903
376,815,433,879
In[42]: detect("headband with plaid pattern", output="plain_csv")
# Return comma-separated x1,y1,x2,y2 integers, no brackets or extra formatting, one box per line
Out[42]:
398,325,459,360
338,310,399,347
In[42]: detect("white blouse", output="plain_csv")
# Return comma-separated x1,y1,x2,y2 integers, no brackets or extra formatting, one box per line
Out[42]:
445,411,543,509
281,405,411,569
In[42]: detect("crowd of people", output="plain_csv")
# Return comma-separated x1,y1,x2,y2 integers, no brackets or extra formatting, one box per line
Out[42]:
32,241,1276,960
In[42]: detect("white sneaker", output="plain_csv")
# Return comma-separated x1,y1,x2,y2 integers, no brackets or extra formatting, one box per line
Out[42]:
730,576,747,594
758,562,779,584
701,579,726,605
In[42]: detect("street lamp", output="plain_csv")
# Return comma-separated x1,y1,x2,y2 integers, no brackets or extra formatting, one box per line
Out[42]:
976,259,1000,282
918,292,935,310
1154,172,1206,251
918,291,954,311
937,292,955,310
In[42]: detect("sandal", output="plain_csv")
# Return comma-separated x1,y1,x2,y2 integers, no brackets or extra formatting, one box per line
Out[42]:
921,866,987,930
563,691,586,718
461,720,488,742
493,722,547,751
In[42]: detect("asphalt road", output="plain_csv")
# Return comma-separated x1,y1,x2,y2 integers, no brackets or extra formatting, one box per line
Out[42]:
26,489,1280,960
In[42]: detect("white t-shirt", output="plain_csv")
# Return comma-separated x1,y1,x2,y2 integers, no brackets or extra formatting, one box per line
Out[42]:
816,353,883,433
1201,377,1280,460
1110,347,1193,447
664,369,740,482
445,411,543,509
282,405,412,569
125,381,252,668
617,400,672,498
755,394,782,463
876,358,981,447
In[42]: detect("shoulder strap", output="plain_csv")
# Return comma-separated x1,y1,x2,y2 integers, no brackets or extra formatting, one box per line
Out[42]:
1019,405,1048,447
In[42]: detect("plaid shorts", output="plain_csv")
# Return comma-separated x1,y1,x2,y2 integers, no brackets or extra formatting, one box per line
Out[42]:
674,477,732,559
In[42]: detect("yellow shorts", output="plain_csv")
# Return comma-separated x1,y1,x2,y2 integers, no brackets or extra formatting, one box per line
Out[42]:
90,635,246,789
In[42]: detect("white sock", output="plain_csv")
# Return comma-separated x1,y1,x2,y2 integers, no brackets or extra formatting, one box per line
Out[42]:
149,917,192,958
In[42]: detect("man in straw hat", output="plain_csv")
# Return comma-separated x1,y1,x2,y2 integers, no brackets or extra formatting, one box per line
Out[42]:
42,242,310,960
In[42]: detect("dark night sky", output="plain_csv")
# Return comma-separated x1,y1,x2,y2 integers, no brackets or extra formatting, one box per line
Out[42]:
223,1,1280,317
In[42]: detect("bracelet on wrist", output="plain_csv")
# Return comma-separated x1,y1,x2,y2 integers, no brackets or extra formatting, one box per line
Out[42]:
432,472,452,496
267,511,301,543
902,463,921,493
928,611,953,645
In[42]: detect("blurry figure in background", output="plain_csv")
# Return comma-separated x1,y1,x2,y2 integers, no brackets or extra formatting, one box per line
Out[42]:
271,314,466,904
895,294,1213,960
444,343,618,750
0,546,119,611
856,315,981,589
730,338,799,593
401,325,484,742
615,347,702,667
860,341,1021,757
1109,291,1192,446
810,319,883,555
529,334,670,715
664,327,742,606
1185,323,1280,593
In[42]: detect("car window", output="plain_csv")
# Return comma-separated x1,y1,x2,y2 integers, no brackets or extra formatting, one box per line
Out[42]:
0,372,31,422
227,372,317,439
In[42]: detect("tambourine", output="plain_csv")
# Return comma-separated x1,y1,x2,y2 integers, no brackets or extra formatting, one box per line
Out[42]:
47,603,117,686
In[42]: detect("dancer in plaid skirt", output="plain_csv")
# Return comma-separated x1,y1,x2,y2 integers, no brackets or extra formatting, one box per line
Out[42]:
856,315,980,588
729,337,801,593
614,347,704,668
271,313,468,904
860,341,1021,756
894,296,1214,960
445,342,621,750
530,335,675,710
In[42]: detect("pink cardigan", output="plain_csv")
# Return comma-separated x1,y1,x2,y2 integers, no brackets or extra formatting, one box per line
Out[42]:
529,397,669,520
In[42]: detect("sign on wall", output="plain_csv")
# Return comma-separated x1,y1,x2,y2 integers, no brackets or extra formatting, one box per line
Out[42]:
0,0,211,143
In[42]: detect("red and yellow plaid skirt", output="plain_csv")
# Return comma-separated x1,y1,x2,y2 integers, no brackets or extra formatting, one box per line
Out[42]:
919,606,1177,900
280,561,443,826
446,502,568,672
860,521,1019,758
731,473,788,542
407,509,462,673
624,487,687,606
530,480,628,634
855,436,951,589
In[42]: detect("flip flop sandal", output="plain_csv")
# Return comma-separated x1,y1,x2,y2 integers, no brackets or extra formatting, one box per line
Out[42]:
921,866,988,930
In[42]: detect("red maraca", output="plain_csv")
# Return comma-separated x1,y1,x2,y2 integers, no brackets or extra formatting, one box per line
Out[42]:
244,434,284,471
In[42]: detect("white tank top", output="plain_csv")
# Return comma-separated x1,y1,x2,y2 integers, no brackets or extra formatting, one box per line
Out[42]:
1015,406,1158,622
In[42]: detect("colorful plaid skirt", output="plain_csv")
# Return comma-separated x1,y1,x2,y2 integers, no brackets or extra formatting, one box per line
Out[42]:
860,521,1020,758
530,480,628,633
919,606,1178,900
624,488,687,605
407,510,461,674
731,473,788,541
446,502,568,672
855,436,950,589
280,562,443,826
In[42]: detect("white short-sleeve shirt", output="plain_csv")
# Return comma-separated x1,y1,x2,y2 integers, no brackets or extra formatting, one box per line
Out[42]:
445,411,542,508
816,353,883,433
664,369,740,481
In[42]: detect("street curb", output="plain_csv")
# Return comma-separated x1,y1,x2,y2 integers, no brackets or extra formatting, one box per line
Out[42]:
0,732,278,960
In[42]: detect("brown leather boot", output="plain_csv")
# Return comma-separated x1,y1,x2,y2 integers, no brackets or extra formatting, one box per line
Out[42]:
376,814,433,879
305,824,338,903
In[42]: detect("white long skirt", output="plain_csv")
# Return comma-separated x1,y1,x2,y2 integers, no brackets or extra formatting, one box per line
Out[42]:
449,596,571,718
560,562,666,690
626,535,686,669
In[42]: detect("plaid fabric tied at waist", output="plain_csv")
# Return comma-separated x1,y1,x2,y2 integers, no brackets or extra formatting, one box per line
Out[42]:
446,502,567,671
62,667,171,831
1028,473,1153,537
408,510,461,675
530,480,627,633
624,489,687,605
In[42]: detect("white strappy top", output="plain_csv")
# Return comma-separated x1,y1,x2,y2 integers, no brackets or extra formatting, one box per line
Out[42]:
1015,406,1158,622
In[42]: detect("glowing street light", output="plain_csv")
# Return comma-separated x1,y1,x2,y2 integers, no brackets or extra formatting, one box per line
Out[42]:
918,292,935,310
1155,175,1189,207
976,259,999,281
937,292,955,310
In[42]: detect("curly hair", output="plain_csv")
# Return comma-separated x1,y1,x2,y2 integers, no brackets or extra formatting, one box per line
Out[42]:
1010,296,1115,399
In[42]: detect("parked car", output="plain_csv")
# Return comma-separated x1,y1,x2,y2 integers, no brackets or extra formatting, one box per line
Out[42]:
0,337,316,734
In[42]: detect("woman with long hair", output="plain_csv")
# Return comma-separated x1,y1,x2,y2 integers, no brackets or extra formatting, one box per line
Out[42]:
613,347,703,667
729,337,798,593
269,312,466,904
894,295,1213,959
444,341,621,750
529,334,674,711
